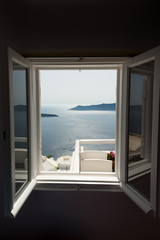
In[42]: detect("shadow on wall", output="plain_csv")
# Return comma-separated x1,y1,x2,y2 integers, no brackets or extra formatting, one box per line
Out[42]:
1,190,160,240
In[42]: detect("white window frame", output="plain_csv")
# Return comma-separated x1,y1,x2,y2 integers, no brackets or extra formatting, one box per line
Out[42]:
5,46,160,218
7,48,36,218
32,62,123,183
120,46,160,216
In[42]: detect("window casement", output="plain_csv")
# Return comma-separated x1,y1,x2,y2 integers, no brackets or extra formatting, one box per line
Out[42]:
4,46,160,218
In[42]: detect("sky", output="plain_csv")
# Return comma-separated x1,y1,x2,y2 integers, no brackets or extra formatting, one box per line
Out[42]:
13,70,27,105
40,69,117,105
130,73,143,105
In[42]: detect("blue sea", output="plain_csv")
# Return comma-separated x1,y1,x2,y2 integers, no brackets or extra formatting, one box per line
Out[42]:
14,104,142,159
41,104,116,159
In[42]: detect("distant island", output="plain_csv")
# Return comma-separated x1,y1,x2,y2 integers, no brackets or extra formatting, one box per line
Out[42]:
14,105,59,117
41,113,59,117
14,104,26,112
69,103,116,111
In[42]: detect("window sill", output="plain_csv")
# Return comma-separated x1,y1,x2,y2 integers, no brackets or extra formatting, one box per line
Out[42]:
36,172,118,182
35,173,120,191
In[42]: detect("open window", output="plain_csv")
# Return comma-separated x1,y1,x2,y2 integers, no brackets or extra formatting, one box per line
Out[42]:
127,60,154,197
5,46,160,217
6,48,36,217
121,46,160,215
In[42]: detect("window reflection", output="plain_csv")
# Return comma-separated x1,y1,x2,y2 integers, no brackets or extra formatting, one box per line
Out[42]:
127,60,154,200
12,61,29,195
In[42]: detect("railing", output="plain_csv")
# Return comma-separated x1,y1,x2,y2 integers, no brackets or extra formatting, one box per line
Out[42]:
15,137,27,143
78,139,116,145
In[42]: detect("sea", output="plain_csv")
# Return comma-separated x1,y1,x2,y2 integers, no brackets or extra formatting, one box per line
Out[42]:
14,104,142,160
41,104,116,160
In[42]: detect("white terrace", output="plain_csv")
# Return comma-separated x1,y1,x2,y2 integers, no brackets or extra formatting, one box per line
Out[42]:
40,139,115,173
15,137,151,180
15,138,115,174
70,139,115,173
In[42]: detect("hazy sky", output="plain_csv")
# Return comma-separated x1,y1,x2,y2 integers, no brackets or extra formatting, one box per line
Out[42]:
13,70,27,105
40,70,117,105
130,73,143,105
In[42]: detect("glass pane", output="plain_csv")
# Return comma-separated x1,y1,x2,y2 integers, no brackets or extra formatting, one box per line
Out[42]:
12,61,29,195
127,60,154,200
